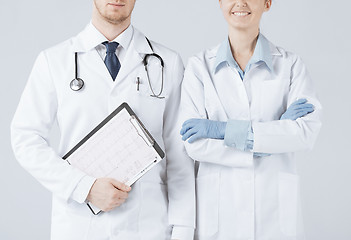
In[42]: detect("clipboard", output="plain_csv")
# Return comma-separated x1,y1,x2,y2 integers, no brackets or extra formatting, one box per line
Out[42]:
63,102,164,214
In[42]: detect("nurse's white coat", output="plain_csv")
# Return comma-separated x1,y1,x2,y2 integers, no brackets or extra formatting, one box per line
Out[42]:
180,36,322,240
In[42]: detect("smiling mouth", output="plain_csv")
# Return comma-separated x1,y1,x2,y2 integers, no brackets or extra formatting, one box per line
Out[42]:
232,11,251,16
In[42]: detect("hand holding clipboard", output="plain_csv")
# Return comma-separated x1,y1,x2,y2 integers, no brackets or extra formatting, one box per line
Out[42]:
63,103,164,214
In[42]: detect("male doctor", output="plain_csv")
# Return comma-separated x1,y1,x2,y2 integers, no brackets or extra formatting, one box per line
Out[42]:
11,0,195,239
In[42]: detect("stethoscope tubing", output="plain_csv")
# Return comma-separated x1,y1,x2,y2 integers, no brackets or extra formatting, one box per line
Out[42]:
70,38,164,98
70,52,84,91
143,53,164,98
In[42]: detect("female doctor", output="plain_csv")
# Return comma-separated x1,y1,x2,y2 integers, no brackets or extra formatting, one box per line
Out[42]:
180,0,322,239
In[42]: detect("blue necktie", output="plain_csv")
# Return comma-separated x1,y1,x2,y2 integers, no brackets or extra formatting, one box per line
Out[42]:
103,41,121,81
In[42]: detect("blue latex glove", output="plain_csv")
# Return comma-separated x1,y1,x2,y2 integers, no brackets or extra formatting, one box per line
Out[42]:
280,98,314,120
180,119,227,143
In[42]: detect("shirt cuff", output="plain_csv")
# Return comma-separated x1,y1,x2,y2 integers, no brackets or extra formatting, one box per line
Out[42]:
70,175,96,203
246,127,254,151
224,119,252,151
171,225,194,240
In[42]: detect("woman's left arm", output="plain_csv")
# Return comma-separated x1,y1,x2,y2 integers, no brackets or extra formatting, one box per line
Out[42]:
252,56,322,153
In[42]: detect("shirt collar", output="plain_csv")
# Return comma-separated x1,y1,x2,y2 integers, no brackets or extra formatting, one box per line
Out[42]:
213,33,273,74
73,22,133,52
108,24,133,50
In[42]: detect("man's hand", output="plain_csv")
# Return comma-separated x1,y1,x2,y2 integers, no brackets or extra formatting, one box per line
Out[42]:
86,178,131,212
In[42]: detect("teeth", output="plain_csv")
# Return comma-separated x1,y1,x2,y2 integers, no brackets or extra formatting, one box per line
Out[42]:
233,12,249,16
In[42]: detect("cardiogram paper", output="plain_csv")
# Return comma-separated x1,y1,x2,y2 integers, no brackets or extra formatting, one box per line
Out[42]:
66,108,161,186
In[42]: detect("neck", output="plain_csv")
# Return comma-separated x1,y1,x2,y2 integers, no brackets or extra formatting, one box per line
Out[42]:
92,13,131,41
228,27,259,58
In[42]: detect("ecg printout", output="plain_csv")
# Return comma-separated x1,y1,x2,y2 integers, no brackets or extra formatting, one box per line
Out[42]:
66,108,163,186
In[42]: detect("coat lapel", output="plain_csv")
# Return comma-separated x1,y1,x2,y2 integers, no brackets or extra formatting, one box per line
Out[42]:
72,23,114,85
114,27,154,85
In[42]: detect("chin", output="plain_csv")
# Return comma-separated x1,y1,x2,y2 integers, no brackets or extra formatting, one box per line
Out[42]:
228,20,252,30
105,15,129,24
229,24,249,31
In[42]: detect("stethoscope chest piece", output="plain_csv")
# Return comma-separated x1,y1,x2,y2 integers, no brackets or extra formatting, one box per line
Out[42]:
70,52,84,91
70,78,84,91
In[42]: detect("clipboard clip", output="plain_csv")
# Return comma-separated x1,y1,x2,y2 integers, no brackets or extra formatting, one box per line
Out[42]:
129,115,155,147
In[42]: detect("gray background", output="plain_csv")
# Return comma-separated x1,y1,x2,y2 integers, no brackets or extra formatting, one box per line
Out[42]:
1,0,350,239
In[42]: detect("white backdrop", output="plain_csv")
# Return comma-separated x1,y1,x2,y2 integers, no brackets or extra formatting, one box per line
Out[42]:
1,0,350,239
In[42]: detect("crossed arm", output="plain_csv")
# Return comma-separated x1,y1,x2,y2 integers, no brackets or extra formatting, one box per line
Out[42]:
180,98,315,156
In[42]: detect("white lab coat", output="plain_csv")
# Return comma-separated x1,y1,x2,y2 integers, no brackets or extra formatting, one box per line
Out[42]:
180,37,322,240
11,24,195,240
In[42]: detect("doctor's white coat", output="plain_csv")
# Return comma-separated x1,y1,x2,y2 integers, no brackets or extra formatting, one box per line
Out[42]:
11,24,195,240
180,37,322,240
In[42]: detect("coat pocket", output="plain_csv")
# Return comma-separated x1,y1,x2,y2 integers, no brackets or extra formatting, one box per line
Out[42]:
195,173,219,239
138,182,170,239
278,172,300,237
260,80,289,120
51,198,93,240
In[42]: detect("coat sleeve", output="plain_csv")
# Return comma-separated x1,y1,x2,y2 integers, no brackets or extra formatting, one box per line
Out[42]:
252,55,322,153
163,54,195,236
11,51,95,203
180,57,253,168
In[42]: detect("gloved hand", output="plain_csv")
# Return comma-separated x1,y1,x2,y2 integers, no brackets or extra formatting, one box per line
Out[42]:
280,98,314,120
180,119,227,143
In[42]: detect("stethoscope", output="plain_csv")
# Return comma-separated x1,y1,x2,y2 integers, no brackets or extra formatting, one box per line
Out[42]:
70,37,165,99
